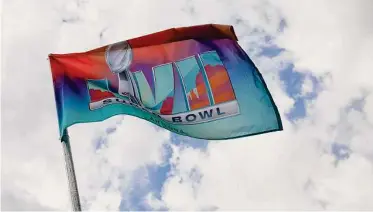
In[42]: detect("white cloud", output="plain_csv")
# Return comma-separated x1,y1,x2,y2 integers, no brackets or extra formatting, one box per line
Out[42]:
2,0,373,210
301,76,313,97
365,93,373,124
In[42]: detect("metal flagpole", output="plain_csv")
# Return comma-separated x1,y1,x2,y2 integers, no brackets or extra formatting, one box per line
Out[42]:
61,129,82,211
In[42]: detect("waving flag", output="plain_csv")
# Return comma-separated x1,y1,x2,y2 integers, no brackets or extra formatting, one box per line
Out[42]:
48,24,282,140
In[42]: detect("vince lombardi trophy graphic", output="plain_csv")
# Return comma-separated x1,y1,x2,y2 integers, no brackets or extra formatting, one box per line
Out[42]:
105,41,142,106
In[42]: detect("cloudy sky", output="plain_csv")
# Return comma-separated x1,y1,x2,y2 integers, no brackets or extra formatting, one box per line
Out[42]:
2,0,373,210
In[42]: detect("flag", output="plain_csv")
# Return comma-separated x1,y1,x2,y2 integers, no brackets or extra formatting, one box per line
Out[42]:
48,24,282,140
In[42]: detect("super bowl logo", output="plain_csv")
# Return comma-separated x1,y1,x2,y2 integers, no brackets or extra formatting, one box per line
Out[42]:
87,41,240,124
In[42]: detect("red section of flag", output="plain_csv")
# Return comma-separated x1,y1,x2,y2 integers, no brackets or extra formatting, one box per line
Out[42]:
160,97,174,115
89,89,115,102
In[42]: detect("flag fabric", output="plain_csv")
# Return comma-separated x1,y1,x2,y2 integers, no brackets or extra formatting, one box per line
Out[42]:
48,24,282,140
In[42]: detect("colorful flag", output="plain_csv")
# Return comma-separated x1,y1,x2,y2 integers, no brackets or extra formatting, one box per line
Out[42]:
48,24,282,140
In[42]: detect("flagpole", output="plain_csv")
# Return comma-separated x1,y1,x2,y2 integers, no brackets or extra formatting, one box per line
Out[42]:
61,130,82,211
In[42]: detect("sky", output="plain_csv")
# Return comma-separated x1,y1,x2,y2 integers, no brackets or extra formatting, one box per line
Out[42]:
2,0,373,210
